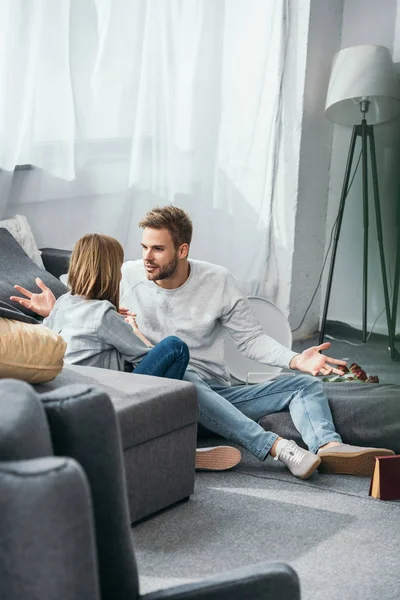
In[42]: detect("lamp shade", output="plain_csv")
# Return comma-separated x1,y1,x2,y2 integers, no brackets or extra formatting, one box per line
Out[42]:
325,45,400,125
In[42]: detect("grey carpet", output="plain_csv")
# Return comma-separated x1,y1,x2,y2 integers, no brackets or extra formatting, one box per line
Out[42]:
132,324,400,599
133,464,400,599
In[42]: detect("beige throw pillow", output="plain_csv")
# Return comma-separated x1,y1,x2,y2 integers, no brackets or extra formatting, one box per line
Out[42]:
0,318,66,383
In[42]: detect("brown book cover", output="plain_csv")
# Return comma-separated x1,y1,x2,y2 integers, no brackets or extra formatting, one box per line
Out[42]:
369,455,400,501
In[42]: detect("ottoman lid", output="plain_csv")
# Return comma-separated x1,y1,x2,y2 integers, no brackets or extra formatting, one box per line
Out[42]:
36,365,199,448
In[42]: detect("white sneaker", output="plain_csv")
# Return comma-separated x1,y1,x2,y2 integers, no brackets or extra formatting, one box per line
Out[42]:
275,440,321,480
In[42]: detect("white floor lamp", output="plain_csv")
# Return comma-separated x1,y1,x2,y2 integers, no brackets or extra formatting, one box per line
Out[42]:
319,45,400,360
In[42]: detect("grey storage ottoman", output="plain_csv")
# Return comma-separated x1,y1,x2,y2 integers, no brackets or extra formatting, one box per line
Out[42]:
259,381,400,454
36,365,199,522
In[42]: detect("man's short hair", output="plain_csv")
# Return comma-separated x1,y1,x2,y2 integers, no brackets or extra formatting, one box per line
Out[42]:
139,206,193,249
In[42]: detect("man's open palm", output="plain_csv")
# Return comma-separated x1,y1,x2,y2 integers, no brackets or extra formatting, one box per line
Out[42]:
10,278,56,317
290,342,346,377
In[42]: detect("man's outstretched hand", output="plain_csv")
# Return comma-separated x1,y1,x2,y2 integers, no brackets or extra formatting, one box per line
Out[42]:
10,278,56,317
289,342,346,377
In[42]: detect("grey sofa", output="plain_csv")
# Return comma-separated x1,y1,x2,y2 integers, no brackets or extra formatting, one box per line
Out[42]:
0,379,300,600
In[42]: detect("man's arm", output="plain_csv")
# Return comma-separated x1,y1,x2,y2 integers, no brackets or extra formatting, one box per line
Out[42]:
220,272,296,369
10,278,56,317
221,272,345,377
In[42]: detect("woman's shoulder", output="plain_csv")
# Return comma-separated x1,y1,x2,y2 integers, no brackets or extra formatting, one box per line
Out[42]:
52,291,72,309
72,297,120,332
93,299,120,324
60,294,117,318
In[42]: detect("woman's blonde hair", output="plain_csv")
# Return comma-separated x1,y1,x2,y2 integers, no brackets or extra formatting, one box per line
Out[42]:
68,234,124,309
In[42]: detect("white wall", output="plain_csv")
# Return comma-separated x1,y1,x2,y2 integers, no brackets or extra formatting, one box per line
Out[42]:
289,0,344,339
323,0,400,337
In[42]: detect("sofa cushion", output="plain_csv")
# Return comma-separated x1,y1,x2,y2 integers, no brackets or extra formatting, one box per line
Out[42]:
0,214,44,267
0,318,66,383
259,382,400,454
0,300,39,324
35,365,199,448
0,228,67,318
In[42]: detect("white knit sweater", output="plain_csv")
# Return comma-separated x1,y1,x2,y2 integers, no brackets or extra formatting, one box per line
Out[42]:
120,259,296,385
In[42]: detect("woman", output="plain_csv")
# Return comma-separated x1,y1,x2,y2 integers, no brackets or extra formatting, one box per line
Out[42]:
41,233,189,379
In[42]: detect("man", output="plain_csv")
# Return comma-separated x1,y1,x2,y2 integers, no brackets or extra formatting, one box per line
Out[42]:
119,206,395,479
12,206,394,478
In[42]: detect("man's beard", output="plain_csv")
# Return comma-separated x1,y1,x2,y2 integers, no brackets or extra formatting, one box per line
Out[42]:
145,255,178,281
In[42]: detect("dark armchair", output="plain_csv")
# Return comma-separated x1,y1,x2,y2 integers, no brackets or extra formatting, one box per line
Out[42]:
0,380,100,600
0,379,301,600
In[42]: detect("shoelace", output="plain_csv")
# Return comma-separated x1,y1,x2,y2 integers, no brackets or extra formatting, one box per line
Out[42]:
277,442,304,465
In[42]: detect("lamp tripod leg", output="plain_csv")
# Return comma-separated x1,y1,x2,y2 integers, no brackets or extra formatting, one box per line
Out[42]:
361,122,369,342
369,127,397,359
391,225,400,360
319,126,358,345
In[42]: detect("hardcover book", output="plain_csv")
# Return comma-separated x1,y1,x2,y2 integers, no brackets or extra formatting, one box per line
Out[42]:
369,455,400,501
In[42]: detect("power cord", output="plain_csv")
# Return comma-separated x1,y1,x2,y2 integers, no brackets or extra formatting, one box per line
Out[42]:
292,149,362,334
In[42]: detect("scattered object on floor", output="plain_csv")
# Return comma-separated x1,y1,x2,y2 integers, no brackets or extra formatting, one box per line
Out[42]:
322,362,379,383
369,455,400,500
195,446,242,470
318,444,395,477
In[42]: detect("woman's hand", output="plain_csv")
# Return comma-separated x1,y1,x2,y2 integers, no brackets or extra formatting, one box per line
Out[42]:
10,278,56,317
119,306,137,318
124,314,139,330
124,314,154,348
289,342,347,377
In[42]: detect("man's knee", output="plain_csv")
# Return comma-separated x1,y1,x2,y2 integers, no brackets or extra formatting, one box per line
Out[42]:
253,373,318,393
295,373,324,391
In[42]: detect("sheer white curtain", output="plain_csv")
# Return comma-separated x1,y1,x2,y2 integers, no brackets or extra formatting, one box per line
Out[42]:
0,0,76,179
0,0,289,302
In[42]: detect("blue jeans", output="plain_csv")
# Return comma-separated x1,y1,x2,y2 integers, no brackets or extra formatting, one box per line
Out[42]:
183,370,342,459
133,336,189,380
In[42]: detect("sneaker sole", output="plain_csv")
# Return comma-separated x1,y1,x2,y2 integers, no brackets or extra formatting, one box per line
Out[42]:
318,449,394,477
195,446,242,471
295,456,321,480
